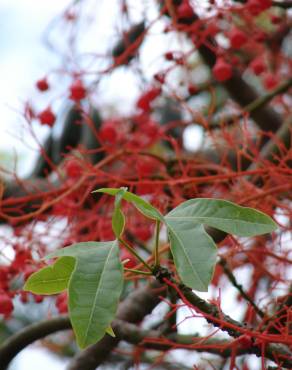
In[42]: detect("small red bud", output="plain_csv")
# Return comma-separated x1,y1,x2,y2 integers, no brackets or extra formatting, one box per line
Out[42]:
36,78,49,92
188,84,197,95
249,57,266,75
263,73,278,90
65,159,83,178
254,31,267,42
165,52,174,61
229,28,248,49
38,108,56,127
69,80,86,101
212,58,232,82
0,293,14,318
270,15,281,25
177,1,194,19
247,0,272,16
99,121,118,144
154,73,165,84
136,87,161,112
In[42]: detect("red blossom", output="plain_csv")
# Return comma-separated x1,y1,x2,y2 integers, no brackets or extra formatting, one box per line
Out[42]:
0,293,14,318
36,78,49,92
65,159,83,178
99,120,119,144
136,87,161,112
229,28,248,49
247,0,272,16
38,107,56,127
69,80,87,101
177,1,194,19
212,58,232,82
249,57,266,75
56,292,68,313
263,73,278,90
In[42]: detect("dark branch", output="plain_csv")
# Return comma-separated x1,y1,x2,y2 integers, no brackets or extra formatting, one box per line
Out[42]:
0,316,71,370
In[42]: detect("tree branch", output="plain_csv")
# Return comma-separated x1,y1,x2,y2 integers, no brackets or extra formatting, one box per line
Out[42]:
163,277,292,369
219,257,265,318
0,316,71,370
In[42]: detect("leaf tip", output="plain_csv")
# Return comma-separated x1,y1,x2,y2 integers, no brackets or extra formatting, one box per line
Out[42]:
91,187,107,194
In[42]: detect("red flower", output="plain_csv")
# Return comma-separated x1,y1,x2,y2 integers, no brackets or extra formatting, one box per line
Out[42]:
263,73,278,90
36,78,49,92
247,0,272,16
136,87,161,112
246,0,272,16
99,121,118,144
229,28,248,49
69,80,86,101
249,57,266,75
11,248,32,271
212,58,232,82
38,107,56,127
56,292,68,313
165,52,174,61
0,293,14,318
177,1,194,19
65,159,83,178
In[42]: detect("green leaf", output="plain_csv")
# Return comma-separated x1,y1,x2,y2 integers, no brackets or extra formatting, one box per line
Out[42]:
94,188,164,221
166,221,217,291
166,198,277,237
105,326,116,337
23,256,75,295
46,241,123,349
112,188,127,237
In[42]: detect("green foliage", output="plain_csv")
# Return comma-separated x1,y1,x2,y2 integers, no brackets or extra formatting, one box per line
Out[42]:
112,187,127,237
23,257,75,294
164,198,276,290
165,198,277,237
166,223,217,291
23,188,277,348
95,188,164,221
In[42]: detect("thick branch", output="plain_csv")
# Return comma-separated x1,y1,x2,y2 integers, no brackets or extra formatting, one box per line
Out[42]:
0,316,71,370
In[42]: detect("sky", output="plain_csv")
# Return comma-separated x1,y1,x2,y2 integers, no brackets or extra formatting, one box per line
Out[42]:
0,0,73,176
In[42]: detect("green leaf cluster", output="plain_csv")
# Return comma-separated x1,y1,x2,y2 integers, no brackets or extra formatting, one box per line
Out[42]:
24,188,276,349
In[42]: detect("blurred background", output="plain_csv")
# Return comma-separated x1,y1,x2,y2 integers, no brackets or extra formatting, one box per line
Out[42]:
1,1,70,368
1,1,291,369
